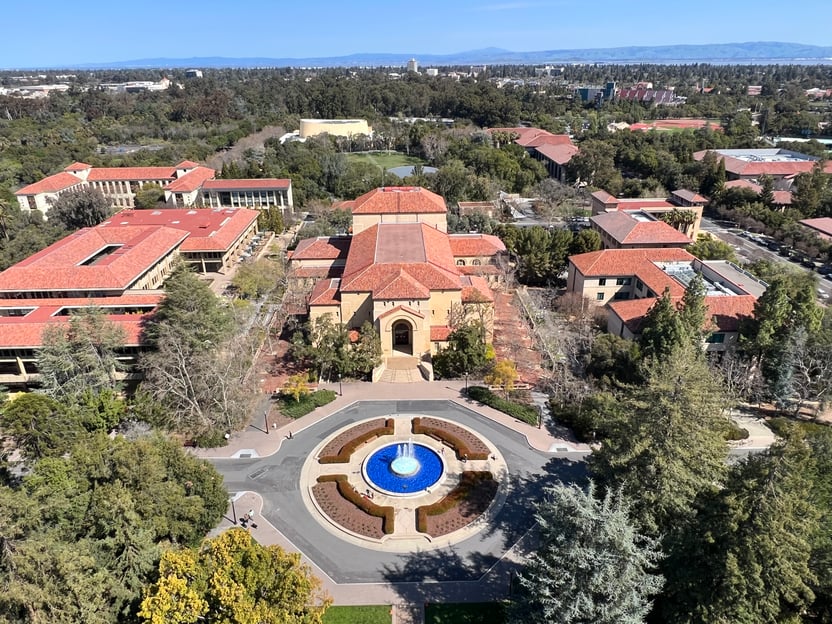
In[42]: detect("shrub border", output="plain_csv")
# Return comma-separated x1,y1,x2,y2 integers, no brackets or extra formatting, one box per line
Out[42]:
416,471,496,534
316,474,395,535
411,417,489,461
467,385,539,426
318,418,395,463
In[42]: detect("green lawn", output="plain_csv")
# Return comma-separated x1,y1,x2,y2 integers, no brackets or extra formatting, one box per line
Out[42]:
346,151,425,170
322,605,392,624
425,602,507,624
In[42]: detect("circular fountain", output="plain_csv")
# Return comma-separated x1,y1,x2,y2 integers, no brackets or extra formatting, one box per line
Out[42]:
363,440,444,497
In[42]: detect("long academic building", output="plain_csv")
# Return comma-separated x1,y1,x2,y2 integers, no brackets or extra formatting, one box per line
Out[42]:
14,161,294,216
289,187,506,381
0,207,261,387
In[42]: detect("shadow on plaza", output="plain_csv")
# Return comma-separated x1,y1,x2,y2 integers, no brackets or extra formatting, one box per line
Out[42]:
380,457,587,604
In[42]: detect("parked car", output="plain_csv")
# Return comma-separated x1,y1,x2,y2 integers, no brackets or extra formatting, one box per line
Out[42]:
817,265,832,276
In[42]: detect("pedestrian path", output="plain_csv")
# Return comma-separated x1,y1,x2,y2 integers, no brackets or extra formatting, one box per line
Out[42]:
193,379,590,461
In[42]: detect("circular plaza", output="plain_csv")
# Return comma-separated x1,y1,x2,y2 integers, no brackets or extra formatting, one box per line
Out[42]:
301,414,509,551
214,398,586,584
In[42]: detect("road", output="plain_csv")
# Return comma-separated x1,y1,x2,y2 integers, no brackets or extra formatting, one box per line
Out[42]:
700,217,832,300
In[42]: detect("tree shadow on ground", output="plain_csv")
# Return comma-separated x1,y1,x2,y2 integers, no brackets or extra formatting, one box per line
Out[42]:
484,456,587,550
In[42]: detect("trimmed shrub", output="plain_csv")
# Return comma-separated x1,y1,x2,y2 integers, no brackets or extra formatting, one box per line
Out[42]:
277,389,337,419
317,474,395,534
411,418,489,461
467,385,539,426
416,471,496,535
319,418,395,463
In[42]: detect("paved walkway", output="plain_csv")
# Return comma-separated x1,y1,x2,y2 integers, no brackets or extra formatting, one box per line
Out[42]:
197,381,589,623
193,379,589,462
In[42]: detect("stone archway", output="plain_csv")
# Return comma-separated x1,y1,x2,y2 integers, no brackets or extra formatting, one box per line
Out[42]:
392,320,413,355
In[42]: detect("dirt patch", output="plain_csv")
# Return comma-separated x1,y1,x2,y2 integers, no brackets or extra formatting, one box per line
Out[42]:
492,289,546,387
205,125,285,170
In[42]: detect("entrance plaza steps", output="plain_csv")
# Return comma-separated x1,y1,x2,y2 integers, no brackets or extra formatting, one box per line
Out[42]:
379,357,426,383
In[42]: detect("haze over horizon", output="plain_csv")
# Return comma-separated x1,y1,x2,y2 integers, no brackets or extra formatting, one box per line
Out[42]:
2,0,830,69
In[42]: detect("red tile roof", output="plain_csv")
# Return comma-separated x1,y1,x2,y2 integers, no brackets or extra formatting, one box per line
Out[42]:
591,211,692,246
201,178,292,190
0,293,162,347
570,248,695,297
164,166,216,193
430,325,452,341
308,278,341,306
0,226,187,293
672,189,708,204
175,160,200,169
289,266,343,280
448,233,506,257
349,187,446,215
374,270,431,299
458,264,501,276
800,217,832,239
609,294,756,333
693,150,832,177
534,143,579,165
99,208,260,252
291,237,351,261
461,275,494,303
64,162,92,172
88,166,179,182
15,172,85,196
340,224,461,297
487,127,573,148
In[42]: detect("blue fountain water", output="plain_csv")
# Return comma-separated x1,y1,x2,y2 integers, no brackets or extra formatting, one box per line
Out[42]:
364,442,444,496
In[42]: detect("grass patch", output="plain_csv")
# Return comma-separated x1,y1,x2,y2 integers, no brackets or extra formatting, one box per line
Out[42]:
323,605,392,624
467,386,539,426
346,151,425,170
277,389,337,419
425,602,506,624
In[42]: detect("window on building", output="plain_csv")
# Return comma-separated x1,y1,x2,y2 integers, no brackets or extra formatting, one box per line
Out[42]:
616,277,632,285
596,292,605,301
613,291,629,300
706,333,726,344
636,279,644,290
598,278,607,286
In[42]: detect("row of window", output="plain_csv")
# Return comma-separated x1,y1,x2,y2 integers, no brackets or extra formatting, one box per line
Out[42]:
597,277,632,286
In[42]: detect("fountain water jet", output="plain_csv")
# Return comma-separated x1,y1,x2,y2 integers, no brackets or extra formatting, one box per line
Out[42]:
391,439,420,476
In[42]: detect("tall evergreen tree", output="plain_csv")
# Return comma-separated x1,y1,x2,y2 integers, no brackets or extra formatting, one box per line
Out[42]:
662,426,818,624
639,289,686,361
588,343,729,536
508,482,663,624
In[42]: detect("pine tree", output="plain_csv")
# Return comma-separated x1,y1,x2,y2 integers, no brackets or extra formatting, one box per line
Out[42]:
588,343,729,536
663,426,818,624
508,482,663,624
639,288,686,361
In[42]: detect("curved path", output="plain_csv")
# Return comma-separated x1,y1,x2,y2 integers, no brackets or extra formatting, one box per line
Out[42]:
203,381,590,611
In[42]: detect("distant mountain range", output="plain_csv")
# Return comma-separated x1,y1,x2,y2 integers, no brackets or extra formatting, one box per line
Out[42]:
67,42,832,70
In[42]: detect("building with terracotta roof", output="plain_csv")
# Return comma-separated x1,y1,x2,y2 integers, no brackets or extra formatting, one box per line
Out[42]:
590,189,705,239
290,187,506,378
567,248,766,351
487,127,578,182
0,207,263,386
15,161,293,216
693,148,832,181
724,179,793,209
591,210,693,249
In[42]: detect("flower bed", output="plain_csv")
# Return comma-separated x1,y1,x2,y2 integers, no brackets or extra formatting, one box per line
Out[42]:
314,474,395,536
411,417,490,461
416,471,497,537
318,418,395,463
467,385,539,426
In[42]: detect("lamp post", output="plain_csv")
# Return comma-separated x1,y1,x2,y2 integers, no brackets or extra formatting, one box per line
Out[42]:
264,409,269,435
338,373,343,397
464,371,469,393
230,496,238,525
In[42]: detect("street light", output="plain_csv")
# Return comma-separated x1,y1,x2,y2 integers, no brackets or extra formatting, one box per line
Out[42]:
464,371,469,393
338,373,342,397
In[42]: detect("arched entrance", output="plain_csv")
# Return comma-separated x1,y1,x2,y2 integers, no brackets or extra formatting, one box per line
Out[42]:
392,320,413,355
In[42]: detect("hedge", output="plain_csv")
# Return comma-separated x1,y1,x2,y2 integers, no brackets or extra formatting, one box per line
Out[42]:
319,418,395,463
317,474,395,534
416,471,496,533
277,389,337,419
467,386,539,426
411,418,489,461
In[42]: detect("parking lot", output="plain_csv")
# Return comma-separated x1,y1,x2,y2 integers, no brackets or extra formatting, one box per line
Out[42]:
700,217,832,301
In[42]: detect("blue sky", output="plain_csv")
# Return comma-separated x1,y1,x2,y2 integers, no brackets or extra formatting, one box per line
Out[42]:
2,0,830,68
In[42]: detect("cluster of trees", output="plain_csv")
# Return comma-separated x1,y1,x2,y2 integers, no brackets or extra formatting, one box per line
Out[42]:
290,316,382,381
495,223,602,286
523,333,832,623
